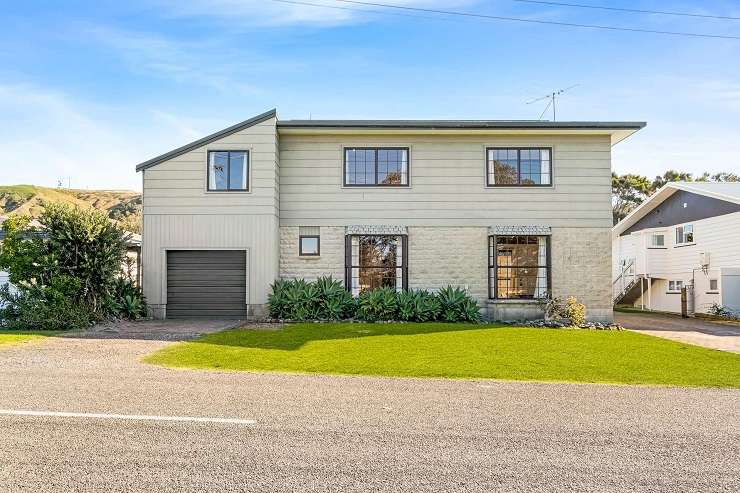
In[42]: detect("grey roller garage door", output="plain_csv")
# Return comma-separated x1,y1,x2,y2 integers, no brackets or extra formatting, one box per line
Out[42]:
166,250,247,319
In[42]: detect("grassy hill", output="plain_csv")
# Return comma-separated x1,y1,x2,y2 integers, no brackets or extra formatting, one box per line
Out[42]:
0,185,142,233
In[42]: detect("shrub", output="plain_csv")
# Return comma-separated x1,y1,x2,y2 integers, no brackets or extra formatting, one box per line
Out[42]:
358,287,398,322
436,286,481,323
0,204,129,330
707,303,739,320
565,296,586,326
0,277,94,331
106,278,147,320
267,276,355,320
397,289,441,322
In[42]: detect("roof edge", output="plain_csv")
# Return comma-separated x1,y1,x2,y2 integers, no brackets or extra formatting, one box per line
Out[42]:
135,108,276,172
276,120,646,130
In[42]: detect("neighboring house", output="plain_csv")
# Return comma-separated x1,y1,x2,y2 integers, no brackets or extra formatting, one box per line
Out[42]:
136,109,644,321
612,182,740,314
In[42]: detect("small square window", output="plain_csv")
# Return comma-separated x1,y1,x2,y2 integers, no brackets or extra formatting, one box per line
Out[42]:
668,280,684,292
650,234,665,247
299,236,320,256
675,224,694,245
709,279,718,291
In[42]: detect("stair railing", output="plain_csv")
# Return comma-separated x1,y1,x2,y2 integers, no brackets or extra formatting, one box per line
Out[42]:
613,258,636,302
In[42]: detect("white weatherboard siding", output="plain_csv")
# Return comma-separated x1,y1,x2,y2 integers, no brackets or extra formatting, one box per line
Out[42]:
278,134,612,227
614,210,740,314
141,117,279,317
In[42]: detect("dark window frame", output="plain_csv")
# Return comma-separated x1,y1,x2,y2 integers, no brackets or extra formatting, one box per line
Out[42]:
298,235,320,256
343,147,410,187
485,147,553,188
488,235,552,300
344,234,409,294
207,150,250,192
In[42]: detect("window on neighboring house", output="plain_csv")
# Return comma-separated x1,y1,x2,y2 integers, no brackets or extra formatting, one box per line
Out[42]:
650,233,665,248
344,148,409,186
668,280,684,292
299,226,320,256
207,150,249,191
345,235,407,296
489,235,550,299
486,148,552,186
675,224,694,245
709,279,718,292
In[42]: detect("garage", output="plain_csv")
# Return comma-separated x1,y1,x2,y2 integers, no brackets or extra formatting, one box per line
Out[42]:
166,250,247,319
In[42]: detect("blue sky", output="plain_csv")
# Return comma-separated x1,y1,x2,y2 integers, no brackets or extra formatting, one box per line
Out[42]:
1,0,739,191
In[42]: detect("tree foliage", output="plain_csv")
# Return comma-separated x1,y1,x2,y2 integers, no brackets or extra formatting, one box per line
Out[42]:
0,203,145,329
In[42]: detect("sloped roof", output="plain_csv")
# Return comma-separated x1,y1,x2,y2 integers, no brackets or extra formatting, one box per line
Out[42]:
612,181,740,237
135,109,277,171
135,108,645,172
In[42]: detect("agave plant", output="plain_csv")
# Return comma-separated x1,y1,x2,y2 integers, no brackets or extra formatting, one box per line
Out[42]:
358,287,398,322
437,286,480,322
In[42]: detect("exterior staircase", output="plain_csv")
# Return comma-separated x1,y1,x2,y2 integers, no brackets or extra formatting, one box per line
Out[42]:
612,259,649,306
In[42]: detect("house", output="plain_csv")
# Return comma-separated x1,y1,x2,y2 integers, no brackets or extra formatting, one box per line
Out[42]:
136,109,644,321
612,182,740,315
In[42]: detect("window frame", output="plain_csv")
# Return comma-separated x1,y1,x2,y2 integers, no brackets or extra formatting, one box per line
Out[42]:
206,150,250,192
488,235,552,300
343,147,410,188
344,234,408,294
667,280,684,293
485,147,553,188
649,233,666,249
298,235,320,257
674,224,694,246
708,279,719,293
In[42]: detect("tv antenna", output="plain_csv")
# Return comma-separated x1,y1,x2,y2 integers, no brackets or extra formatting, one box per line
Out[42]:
526,84,579,121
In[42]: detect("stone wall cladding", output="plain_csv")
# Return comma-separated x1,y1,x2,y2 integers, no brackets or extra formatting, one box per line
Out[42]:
279,226,345,282
407,227,489,304
550,227,613,322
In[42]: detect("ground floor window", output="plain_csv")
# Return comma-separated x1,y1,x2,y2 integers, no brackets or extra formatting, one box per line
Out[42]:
489,235,550,299
345,235,407,296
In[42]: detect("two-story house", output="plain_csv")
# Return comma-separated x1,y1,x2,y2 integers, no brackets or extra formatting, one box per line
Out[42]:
136,109,644,322
612,182,740,314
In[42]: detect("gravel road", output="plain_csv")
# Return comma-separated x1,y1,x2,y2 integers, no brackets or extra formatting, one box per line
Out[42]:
0,326,737,492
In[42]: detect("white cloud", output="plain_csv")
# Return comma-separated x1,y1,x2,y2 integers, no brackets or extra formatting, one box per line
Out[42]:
0,83,215,191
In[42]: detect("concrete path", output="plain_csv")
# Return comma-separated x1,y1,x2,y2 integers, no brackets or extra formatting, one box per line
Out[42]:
0,325,738,492
616,311,740,353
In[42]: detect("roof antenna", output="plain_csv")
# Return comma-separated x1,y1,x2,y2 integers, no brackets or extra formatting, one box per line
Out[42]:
526,84,579,121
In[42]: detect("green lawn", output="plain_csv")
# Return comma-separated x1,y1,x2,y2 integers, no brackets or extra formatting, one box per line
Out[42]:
144,323,740,387
0,332,47,348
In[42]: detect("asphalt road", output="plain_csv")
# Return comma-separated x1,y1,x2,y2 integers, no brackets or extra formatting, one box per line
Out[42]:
0,329,738,492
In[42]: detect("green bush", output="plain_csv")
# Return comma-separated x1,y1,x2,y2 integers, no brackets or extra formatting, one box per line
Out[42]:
357,287,399,322
0,204,131,330
106,278,147,320
268,276,355,321
437,286,481,323
0,278,94,331
397,289,441,322
267,278,480,323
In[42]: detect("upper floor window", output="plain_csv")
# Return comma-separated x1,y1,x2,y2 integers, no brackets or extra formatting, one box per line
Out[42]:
487,148,551,187
344,148,409,187
208,150,249,191
650,233,665,248
675,224,694,245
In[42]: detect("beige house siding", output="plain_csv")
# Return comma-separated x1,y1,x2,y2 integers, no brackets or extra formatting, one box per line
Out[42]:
141,116,279,318
278,134,612,228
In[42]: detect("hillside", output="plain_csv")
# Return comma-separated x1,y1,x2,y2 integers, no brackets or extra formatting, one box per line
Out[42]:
0,185,142,233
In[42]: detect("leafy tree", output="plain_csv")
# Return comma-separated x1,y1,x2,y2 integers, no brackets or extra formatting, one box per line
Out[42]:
611,172,652,224
0,203,139,329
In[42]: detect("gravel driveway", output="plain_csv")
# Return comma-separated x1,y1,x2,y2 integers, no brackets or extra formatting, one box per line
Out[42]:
616,311,740,353
0,321,738,492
